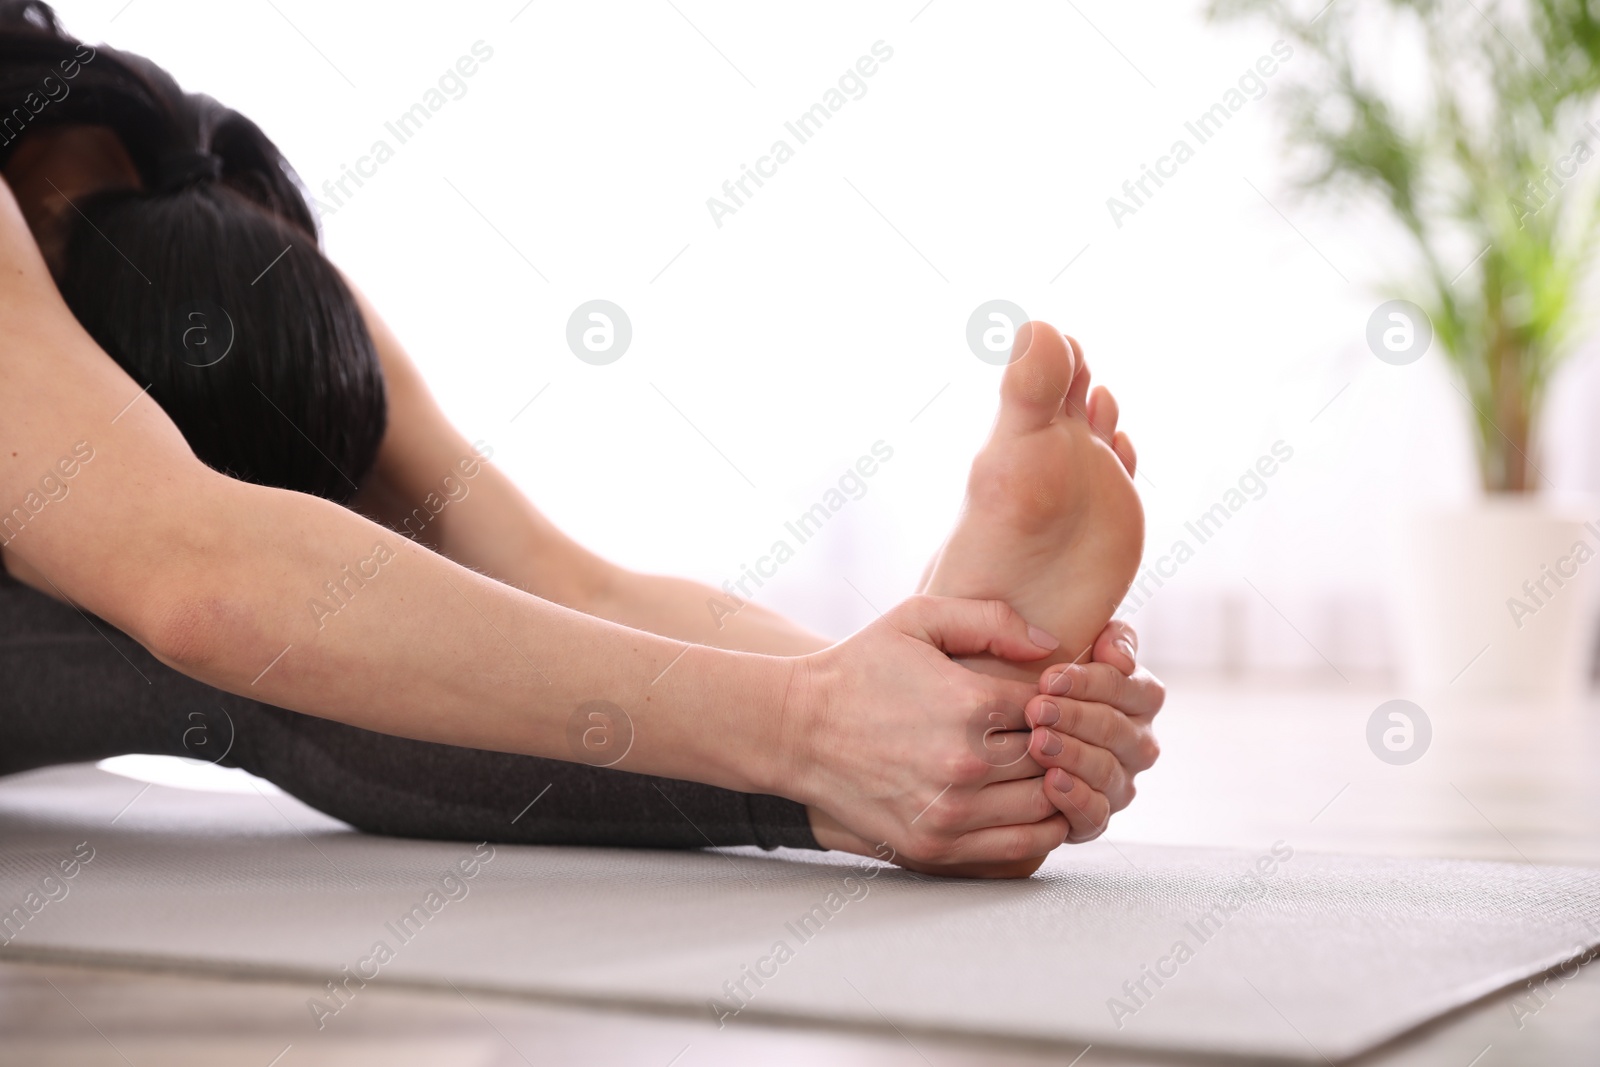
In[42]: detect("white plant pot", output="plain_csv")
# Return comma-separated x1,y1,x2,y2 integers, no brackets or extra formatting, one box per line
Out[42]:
1391,497,1600,702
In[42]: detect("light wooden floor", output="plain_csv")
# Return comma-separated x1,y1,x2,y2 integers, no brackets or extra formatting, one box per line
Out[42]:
4,680,1600,1066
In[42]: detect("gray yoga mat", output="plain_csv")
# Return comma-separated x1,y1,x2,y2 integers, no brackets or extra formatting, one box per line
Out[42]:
1,764,1597,1062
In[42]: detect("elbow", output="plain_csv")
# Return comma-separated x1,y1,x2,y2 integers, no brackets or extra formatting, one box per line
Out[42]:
127,482,262,679
140,590,251,679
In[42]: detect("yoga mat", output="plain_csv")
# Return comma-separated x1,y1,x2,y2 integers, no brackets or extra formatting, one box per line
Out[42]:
1,764,1597,1062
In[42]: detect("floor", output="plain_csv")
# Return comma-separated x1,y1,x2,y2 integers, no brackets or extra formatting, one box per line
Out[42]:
3,679,1600,1066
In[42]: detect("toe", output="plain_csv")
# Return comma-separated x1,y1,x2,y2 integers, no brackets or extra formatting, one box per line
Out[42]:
1113,431,1137,476
998,321,1075,434
1063,334,1093,414
1087,385,1119,442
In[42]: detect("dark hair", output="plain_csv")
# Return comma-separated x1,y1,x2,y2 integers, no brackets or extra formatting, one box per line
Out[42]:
0,0,386,504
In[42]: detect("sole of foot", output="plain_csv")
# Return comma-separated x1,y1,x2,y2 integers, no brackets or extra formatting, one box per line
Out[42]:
922,321,1144,683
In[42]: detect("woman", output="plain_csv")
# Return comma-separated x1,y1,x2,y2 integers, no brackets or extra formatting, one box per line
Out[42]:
0,1,1162,877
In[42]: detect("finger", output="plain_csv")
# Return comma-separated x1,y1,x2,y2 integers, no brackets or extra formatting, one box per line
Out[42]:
1040,663,1165,721
1041,661,1133,705
964,698,1053,783
940,813,1069,867
1087,385,1119,443
895,855,1048,879
1094,620,1139,672
973,730,1048,782
1025,694,1155,773
1113,430,1136,477
1029,728,1133,810
1032,632,1135,693
815,809,1061,879
1045,768,1111,842
920,778,1058,836
898,595,1061,663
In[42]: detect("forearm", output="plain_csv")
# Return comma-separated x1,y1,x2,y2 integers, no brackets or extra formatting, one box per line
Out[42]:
46,471,793,796
355,452,827,656
585,570,829,655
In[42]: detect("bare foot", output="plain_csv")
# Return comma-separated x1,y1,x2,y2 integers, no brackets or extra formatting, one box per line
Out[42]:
922,321,1144,682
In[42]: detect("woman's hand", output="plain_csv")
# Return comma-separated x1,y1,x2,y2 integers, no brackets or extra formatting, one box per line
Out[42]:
1022,619,1165,841
791,595,1072,873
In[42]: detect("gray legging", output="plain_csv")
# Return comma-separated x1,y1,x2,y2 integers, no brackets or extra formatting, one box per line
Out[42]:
0,570,817,850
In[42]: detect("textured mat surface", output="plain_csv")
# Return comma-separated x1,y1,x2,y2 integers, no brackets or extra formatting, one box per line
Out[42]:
1,765,1597,1062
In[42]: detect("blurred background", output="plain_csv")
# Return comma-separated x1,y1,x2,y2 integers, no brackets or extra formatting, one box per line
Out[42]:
17,5,1600,1062
54,0,1600,685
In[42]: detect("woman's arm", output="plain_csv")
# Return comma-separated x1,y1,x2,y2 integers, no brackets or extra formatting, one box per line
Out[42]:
346,290,827,656
0,176,777,793
0,180,1072,868
0,300,773,797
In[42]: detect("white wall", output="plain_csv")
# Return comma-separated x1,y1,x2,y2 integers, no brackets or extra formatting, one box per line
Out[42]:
53,0,1600,681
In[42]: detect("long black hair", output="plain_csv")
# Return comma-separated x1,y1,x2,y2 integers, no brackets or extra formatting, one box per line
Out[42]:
0,0,386,504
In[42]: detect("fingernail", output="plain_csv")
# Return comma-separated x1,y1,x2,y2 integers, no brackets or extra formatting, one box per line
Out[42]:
1035,700,1060,727
1052,770,1075,793
1027,625,1060,651
1115,638,1135,663
1040,732,1063,757
1044,670,1073,696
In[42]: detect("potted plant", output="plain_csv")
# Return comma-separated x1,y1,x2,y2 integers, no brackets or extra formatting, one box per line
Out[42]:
1210,0,1600,698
